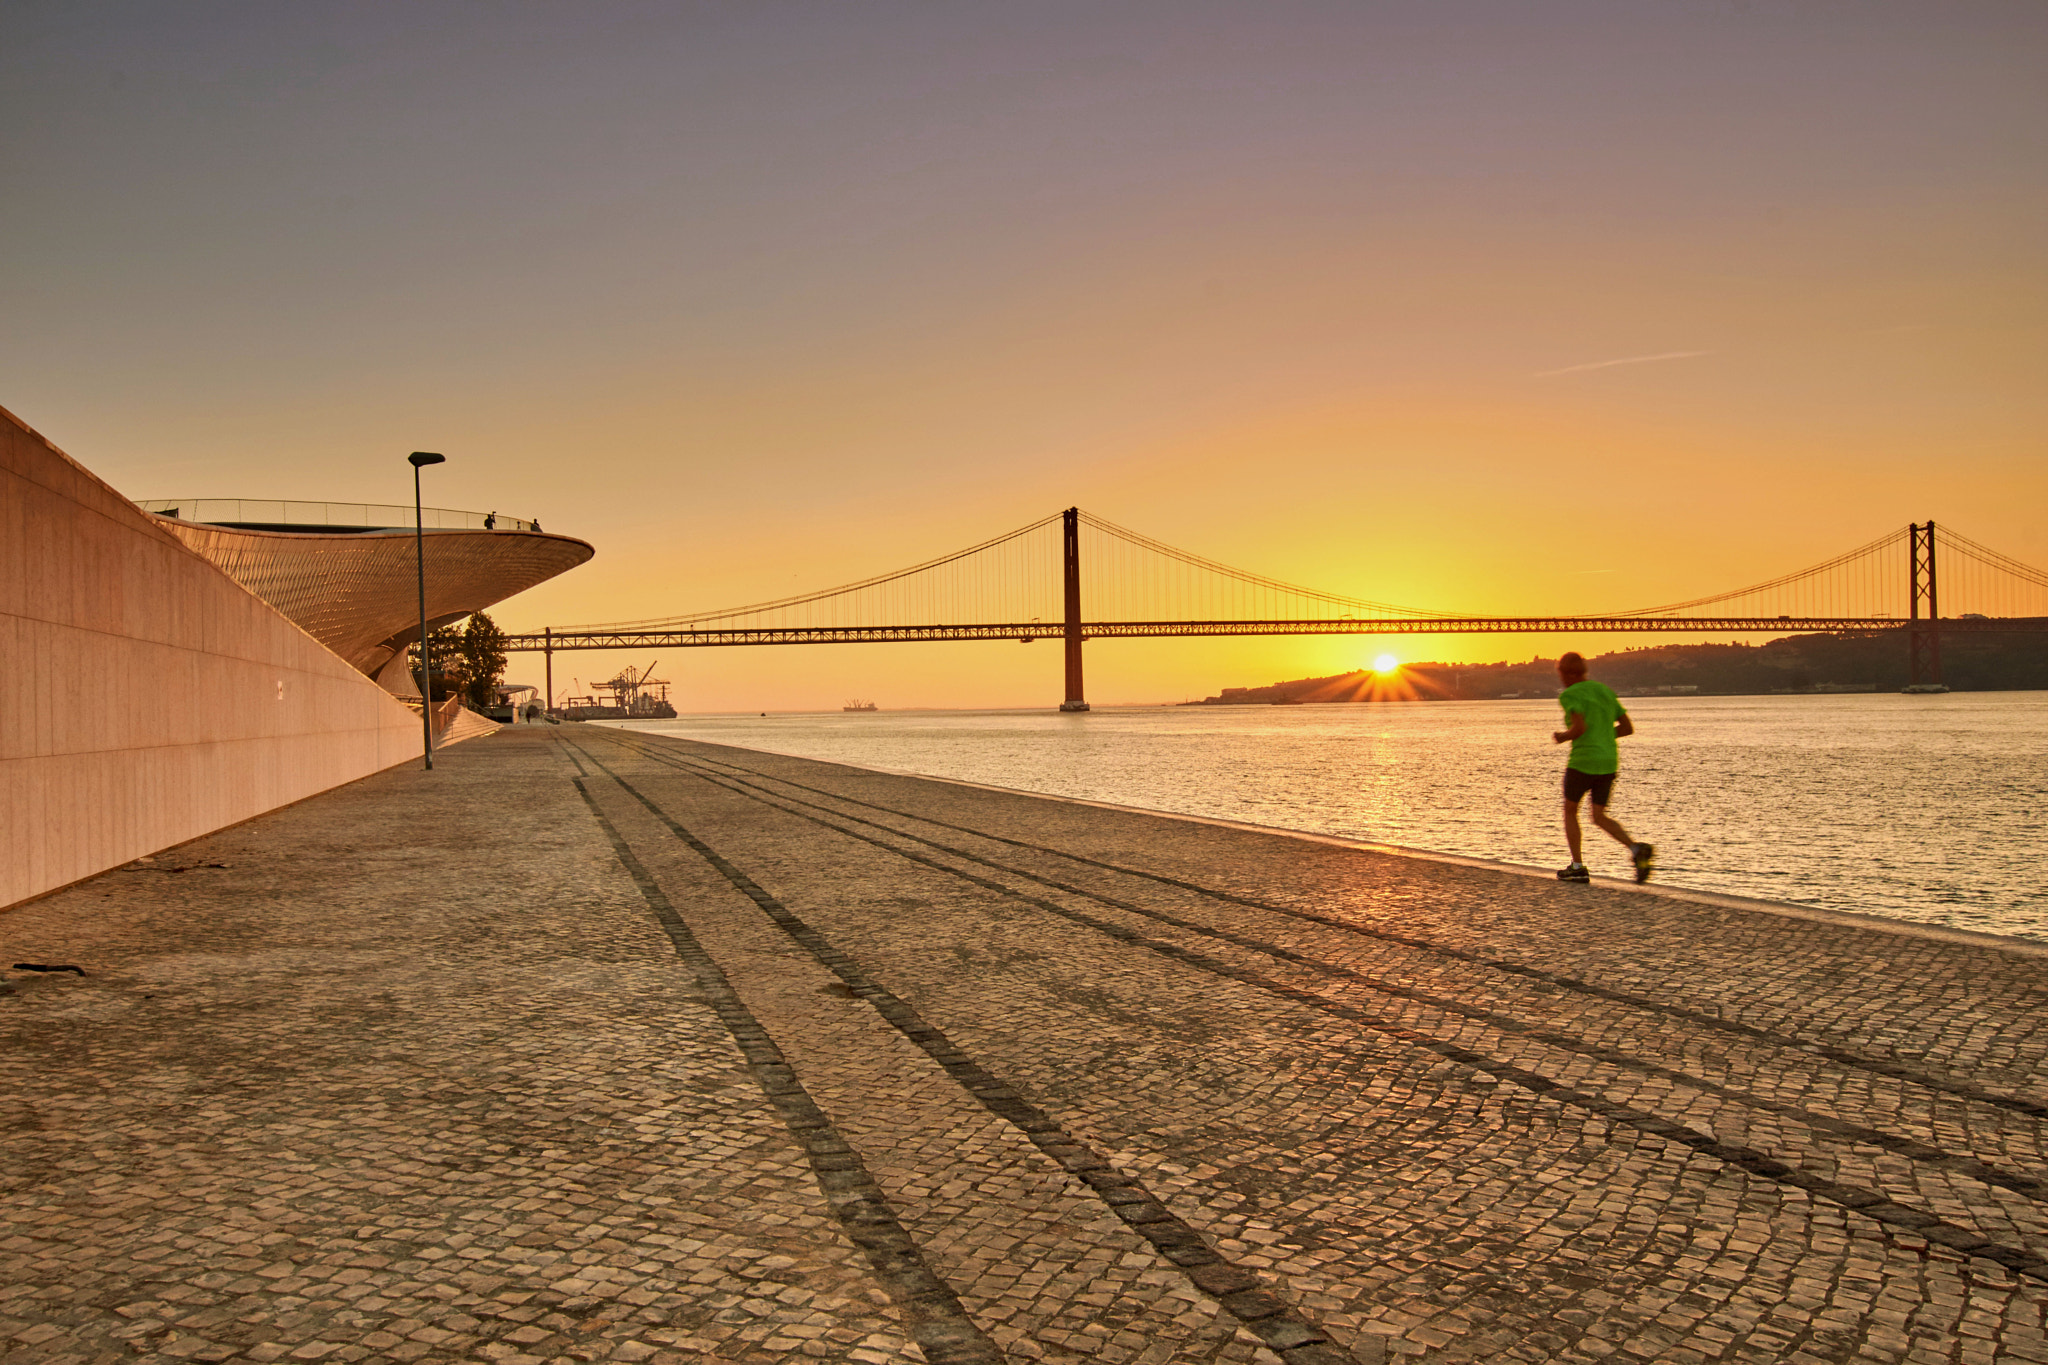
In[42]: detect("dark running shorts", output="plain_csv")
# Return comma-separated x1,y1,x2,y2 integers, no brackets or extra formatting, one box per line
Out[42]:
1564,768,1617,805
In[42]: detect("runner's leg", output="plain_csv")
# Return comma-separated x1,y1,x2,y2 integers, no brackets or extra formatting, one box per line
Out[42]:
1591,802,1634,849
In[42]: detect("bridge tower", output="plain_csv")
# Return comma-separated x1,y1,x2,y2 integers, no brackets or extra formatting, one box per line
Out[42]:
1908,521,1941,687
1059,506,1089,712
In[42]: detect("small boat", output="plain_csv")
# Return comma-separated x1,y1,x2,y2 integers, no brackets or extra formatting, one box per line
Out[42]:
842,699,879,712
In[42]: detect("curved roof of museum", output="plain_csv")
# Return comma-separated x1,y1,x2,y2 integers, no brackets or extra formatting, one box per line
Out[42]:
138,498,593,682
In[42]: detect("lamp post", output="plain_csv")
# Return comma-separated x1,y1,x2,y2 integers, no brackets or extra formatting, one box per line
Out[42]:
409,452,447,769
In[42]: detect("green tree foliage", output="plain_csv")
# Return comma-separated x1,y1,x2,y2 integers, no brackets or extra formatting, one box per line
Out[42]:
409,625,466,702
458,612,510,709
408,611,510,707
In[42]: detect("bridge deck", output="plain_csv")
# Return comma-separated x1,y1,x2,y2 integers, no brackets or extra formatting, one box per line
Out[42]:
3,725,2043,1364
503,616,2046,650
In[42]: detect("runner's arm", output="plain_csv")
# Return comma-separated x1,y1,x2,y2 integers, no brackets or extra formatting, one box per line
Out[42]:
1553,711,1585,744
1615,711,1634,739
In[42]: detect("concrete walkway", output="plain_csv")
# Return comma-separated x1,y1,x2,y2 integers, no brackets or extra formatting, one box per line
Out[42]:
2,725,2043,1365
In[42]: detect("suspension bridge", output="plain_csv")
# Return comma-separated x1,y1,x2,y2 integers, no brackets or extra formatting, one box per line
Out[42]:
504,512,2048,710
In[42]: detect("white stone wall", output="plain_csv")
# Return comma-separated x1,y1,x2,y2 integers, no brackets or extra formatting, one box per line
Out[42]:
1,404,426,909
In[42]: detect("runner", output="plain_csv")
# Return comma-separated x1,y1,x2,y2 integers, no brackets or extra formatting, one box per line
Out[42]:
1551,652,1655,883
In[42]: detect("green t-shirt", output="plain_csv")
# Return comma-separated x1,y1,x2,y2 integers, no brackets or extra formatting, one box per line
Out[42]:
1558,680,1626,775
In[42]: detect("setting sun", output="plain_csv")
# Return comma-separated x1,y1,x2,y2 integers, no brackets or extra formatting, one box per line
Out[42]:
1373,653,1400,675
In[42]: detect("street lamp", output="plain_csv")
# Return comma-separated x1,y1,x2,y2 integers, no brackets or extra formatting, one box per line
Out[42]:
409,451,446,769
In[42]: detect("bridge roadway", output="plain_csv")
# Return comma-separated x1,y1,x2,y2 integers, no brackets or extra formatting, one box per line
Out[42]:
500,617,2045,652
3,725,2044,1365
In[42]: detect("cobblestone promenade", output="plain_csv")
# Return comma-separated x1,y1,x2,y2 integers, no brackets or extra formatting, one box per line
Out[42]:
4,726,2045,1365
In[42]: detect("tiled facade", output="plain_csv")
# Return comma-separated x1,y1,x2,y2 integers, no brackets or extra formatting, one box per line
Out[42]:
156,519,591,684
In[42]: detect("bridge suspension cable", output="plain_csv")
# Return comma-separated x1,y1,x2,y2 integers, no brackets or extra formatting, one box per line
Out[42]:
549,507,1484,638
1075,510,1462,622
1601,527,1907,620
1938,526,2048,619
542,512,2048,635
519,512,2048,707
569,511,1064,633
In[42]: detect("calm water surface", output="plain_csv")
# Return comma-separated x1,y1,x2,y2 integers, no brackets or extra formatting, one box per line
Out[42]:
619,693,2048,942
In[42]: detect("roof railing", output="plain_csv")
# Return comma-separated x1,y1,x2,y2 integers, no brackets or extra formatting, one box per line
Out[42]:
135,498,538,533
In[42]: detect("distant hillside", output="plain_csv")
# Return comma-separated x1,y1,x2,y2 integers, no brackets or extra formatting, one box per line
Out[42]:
1183,629,2048,704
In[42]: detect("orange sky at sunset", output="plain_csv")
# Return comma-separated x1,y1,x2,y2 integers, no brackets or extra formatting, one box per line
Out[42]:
5,3,2042,710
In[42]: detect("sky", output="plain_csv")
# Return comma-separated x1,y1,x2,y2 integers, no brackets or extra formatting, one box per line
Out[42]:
5,1,2043,709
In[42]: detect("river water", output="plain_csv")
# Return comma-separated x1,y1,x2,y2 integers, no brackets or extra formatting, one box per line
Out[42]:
618,691,2048,943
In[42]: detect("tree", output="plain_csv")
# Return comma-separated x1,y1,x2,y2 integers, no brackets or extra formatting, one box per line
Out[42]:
407,612,508,707
457,611,510,709
410,625,466,702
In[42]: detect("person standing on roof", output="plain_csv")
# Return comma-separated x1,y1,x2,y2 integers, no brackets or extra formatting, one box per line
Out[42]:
1551,651,1655,884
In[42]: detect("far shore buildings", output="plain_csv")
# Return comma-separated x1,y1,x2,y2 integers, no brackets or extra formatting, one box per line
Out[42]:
2,403,593,910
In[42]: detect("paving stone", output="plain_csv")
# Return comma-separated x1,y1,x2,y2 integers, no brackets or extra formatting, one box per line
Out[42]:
3,725,2043,1363
572,727,2048,1363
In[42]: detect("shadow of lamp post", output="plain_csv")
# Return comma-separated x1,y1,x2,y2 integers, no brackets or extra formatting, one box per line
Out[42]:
408,451,446,769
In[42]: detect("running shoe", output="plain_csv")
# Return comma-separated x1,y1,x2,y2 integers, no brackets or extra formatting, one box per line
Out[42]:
1556,863,1590,883
1632,842,1656,884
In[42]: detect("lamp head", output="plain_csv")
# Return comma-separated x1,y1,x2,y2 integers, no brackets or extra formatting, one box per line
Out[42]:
408,451,446,468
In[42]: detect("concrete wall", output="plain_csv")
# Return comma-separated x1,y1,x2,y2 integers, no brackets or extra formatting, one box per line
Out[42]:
2,405,426,910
